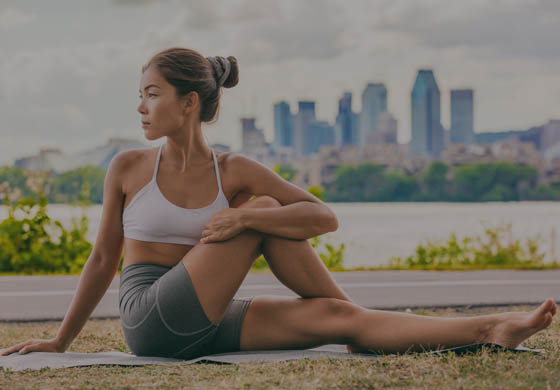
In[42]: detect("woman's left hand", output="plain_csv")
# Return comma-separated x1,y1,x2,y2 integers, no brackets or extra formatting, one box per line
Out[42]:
200,208,245,244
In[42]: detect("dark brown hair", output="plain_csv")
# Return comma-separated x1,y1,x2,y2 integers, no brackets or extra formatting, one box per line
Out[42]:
142,48,239,123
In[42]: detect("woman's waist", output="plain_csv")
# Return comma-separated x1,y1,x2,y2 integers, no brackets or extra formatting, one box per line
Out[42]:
123,239,194,269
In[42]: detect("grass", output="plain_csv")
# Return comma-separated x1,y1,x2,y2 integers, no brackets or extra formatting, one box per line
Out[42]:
1,304,559,389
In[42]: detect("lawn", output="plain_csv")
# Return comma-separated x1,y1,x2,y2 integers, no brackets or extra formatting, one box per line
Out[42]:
1,305,558,390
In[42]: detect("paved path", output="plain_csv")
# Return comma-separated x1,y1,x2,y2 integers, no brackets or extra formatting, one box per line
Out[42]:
1,270,559,321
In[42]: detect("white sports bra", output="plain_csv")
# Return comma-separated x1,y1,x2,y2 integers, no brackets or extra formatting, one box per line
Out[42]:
122,144,230,245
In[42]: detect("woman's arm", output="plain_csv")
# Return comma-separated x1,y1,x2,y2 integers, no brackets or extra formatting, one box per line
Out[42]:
227,153,339,239
1,150,129,355
54,257,118,350
56,150,129,350
239,201,337,240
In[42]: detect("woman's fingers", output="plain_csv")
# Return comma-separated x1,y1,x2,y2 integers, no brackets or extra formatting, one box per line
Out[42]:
1,340,35,355
1,338,60,355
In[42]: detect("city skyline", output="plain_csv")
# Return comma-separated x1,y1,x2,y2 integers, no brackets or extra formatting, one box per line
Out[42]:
2,0,559,165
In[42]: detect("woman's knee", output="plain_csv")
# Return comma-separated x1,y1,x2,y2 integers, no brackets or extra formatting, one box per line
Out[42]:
238,195,282,209
319,298,361,319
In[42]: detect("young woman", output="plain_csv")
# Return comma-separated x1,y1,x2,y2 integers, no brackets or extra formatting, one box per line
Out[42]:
2,48,556,359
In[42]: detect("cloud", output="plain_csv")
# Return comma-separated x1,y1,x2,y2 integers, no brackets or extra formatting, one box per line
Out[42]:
375,0,560,60
0,8,36,29
233,0,351,63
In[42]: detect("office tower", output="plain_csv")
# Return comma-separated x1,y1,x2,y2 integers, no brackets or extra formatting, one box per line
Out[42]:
367,112,398,144
542,119,560,151
293,101,316,157
273,101,293,150
410,69,444,158
241,117,266,153
360,83,387,145
335,92,354,148
450,89,474,144
351,112,360,147
305,120,335,155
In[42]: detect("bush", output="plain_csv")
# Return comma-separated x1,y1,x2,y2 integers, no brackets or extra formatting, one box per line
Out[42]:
0,195,92,274
387,223,558,270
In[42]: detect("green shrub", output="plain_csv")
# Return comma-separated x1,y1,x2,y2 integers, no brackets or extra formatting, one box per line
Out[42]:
0,195,92,274
387,223,558,270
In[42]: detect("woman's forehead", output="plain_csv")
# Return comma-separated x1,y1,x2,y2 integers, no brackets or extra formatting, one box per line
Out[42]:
139,66,166,90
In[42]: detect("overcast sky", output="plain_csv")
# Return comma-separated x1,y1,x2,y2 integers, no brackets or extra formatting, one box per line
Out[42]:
1,0,559,166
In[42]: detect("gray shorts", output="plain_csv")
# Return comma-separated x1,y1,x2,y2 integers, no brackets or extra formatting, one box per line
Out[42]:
118,262,253,359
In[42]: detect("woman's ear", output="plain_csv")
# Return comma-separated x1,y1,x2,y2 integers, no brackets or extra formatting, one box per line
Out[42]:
183,91,199,114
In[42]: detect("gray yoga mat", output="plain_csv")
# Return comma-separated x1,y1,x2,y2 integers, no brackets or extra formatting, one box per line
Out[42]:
0,343,542,371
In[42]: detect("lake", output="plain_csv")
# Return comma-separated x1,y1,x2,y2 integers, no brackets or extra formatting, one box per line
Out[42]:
1,202,558,268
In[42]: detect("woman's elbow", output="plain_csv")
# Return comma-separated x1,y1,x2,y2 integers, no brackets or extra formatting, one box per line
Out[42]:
329,214,339,232
322,208,339,232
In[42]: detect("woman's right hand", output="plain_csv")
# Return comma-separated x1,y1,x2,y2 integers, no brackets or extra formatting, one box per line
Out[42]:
1,338,65,356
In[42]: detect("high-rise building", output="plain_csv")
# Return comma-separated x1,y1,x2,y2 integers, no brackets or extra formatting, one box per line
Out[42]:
365,112,398,144
542,119,560,151
360,83,387,145
293,101,316,157
410,69,444,158
335,92,355,148
305,120,335,155
450,89,474,144
241,117,266,153
273,101,293,150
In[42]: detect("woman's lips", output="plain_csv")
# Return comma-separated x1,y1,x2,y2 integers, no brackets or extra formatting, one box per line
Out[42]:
141,122,150,127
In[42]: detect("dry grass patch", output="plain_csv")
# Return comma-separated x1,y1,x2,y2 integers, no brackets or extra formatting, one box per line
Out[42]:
1,305,558,390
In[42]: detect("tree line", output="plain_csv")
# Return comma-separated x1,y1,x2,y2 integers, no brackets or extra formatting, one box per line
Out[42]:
1,160,560,205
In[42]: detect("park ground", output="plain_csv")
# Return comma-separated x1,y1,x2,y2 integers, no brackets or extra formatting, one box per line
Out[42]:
1,304,558,390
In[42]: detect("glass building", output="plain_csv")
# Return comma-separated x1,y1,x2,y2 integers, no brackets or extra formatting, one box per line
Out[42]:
294,101,316,157
273,101,293,150
360,83,387,145
450,89,474,144
410,69,444,158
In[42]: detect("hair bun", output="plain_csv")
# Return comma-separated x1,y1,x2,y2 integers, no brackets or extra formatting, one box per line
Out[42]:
207,55,239,89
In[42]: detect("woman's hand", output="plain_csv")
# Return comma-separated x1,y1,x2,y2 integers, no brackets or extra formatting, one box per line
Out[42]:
1,338,65,356
200,208,245,244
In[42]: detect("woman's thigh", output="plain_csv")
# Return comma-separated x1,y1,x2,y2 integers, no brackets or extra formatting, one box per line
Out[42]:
119,262,220,359
237,295,360,351
181,196,280,325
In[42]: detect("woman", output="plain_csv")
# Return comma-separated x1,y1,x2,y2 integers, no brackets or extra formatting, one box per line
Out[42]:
2,48,557,359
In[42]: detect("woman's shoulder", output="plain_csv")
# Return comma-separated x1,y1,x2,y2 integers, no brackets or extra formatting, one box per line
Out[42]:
113,146,157,169
109,147,158,190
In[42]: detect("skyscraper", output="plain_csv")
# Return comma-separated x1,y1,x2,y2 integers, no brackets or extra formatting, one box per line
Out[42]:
450,89,474,144
273,101,293,150
294,101,316,157
335,92,360,149
360,83,387,145
305,120,335,155
241,117,266,153
410,69,444,158
336,92,354,147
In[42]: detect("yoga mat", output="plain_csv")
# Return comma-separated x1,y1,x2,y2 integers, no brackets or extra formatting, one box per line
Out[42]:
0,343,542,371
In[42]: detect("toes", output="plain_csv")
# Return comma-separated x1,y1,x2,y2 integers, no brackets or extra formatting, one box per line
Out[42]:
544,312,553,328
550,301,558,316
540,299,554,315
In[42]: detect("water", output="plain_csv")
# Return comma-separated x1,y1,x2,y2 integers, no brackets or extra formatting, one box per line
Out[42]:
1,202,558,268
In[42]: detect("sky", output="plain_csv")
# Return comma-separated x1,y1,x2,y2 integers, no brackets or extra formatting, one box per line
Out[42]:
1,0,559,166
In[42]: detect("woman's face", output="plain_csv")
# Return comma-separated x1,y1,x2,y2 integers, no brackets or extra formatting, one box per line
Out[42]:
137,65,194,140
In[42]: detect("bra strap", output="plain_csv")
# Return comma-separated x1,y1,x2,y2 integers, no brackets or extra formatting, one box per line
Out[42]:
211,149,223,193
152,144,163,181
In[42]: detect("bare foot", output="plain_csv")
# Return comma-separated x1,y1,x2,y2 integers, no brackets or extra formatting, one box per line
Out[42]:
488,298,558,349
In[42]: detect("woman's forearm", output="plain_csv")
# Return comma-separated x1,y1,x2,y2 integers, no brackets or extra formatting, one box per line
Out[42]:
54,256,117,350
239,201,338,240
